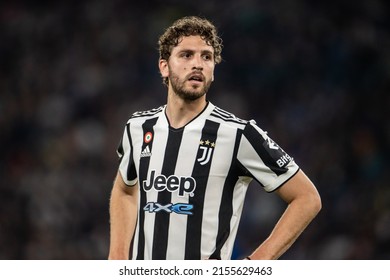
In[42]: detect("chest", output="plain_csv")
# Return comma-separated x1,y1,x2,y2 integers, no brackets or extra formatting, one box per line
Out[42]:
131,120,239,180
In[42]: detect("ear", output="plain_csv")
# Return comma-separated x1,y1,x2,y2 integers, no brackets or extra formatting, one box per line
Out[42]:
159,59,169,79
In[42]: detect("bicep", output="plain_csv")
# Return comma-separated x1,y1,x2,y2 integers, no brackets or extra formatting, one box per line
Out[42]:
275,170,320,204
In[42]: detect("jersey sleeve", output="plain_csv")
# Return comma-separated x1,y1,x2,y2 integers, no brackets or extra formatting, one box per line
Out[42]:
237,120,299,192
117,123,138,186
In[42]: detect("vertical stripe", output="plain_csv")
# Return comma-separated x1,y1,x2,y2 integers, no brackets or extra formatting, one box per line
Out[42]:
221,176,250,259
118,124,137,185
152,128,184,259
116,138,124,161
200,123,237,258
166,123,202,260
142,116,169,259
210,130,242,260
185,120,220,259
125,123,137,182
136,117,158,259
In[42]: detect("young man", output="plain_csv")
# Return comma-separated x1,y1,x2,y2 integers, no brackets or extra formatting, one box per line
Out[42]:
108,16,321,260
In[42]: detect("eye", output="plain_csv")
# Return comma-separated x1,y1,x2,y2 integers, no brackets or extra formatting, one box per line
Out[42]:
202,52,214,61
180,52,192,59
202,54,212,61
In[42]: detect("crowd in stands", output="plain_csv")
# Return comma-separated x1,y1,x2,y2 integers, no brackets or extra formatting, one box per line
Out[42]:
1,0,389,259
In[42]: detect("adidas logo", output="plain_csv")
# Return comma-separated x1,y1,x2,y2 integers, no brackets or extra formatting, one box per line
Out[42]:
140,146,152,157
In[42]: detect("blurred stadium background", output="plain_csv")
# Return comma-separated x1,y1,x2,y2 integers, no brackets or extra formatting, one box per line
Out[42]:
1,0,389,259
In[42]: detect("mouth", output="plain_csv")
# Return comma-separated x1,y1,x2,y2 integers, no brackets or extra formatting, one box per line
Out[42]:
187,73,204,83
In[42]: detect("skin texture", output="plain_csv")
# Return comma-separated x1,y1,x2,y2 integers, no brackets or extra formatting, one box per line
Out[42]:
248,170,321,259
108,172,138,260
108,35,321,260
159,35,215,128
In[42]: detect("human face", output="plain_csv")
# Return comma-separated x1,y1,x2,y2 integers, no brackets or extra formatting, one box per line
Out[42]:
159,35,215,101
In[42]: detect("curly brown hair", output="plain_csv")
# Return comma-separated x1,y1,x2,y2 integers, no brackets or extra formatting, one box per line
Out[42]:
158,16,223,85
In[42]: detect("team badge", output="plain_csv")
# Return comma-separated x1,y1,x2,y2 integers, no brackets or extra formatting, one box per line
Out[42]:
144,132,153,143
197,139,215,165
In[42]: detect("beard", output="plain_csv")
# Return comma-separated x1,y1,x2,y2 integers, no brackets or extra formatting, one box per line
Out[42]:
168,69,212,101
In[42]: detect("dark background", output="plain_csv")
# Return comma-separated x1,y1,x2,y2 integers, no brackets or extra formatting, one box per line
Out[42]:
1,0,389,259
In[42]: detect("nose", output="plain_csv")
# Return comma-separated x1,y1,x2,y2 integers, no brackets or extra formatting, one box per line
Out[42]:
192,54,204,70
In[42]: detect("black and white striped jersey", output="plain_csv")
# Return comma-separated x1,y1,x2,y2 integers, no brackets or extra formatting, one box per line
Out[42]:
117,102,299,260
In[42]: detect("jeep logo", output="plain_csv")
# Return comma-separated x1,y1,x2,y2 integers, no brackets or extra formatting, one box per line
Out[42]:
143,170,196,197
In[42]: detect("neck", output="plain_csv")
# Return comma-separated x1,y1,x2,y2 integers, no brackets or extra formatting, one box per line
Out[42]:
165,91,207,129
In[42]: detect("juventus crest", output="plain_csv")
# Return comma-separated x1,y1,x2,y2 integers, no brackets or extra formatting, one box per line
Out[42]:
197,139,215,165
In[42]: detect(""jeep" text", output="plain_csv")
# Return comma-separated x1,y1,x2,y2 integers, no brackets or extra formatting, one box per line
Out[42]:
143,170,196,197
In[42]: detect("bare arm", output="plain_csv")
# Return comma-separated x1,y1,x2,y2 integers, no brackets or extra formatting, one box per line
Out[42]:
248,170,321,260
108,171,138,260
